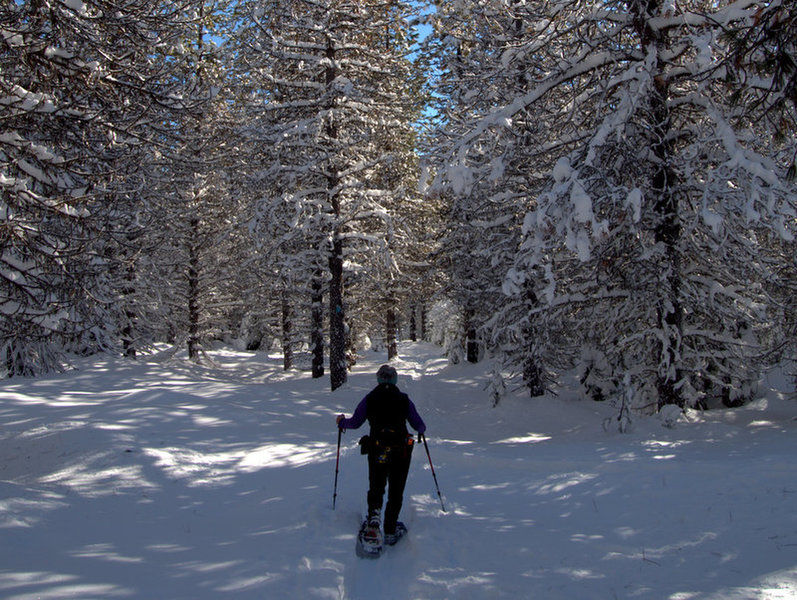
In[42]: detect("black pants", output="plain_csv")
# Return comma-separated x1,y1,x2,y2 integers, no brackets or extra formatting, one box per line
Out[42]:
367,444,413,534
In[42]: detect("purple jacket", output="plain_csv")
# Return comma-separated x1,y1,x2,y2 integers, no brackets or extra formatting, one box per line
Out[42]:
339,386,426,435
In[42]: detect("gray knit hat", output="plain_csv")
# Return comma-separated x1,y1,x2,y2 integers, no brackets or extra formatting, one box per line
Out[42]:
376,364,398,385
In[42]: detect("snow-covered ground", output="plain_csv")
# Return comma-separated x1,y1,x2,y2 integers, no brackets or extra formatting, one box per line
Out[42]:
1,342,796,600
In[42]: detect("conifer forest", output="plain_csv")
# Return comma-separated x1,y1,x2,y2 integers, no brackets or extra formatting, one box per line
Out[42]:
2,0,796,409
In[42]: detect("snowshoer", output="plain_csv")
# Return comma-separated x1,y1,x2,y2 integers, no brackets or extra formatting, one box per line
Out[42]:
336,364,426,549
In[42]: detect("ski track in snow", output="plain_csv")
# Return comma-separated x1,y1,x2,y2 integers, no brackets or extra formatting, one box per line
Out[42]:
1,342,796,599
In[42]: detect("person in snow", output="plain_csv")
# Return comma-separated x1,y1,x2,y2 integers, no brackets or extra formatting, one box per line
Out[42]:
336,364,426,544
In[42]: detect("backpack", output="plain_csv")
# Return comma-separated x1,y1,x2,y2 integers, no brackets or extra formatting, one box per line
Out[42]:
365,384,410,449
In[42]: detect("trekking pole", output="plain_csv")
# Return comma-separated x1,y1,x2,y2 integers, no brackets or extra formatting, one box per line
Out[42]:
333,427,342,510
421,433,446,512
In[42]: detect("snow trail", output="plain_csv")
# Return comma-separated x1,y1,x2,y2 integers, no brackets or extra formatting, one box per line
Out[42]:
1,343,796,599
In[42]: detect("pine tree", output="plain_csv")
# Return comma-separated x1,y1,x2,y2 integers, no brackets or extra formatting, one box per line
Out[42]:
232,0,424,389
424,0,548,379
724,0,797,391
429,0,797,407
0,0,198,375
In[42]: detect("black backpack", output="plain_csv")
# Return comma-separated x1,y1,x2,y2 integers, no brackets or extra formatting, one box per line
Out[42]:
365,384,410,449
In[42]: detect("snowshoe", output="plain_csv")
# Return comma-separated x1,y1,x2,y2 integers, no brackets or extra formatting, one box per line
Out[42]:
355,518,383,559
384,522,407,546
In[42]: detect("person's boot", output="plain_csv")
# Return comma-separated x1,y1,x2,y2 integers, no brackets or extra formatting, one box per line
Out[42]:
361,511,383,548
384,522,407,546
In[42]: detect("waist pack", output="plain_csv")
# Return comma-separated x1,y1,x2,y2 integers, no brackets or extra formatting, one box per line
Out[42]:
359,433,414,457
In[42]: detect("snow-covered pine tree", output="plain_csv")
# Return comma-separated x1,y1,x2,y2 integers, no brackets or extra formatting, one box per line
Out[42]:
0,0,199,375
723,0,797,393
423,0,547,381
230,0,334,376
348,29,431,362
232,0,423,390
126,0,247,364
481,0,797,408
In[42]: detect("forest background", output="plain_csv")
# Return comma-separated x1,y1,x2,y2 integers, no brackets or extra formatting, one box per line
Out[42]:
1,0,795,412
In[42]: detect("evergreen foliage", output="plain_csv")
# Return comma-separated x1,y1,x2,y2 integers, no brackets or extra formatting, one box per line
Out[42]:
0,0,202,375
426,0,797,408
1,0,794,412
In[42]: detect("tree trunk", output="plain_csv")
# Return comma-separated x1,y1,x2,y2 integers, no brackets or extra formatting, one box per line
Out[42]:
654,197,683,407
325,37,347,391
652,78,683,407
409,303,417,342
329,235,347,390
187,216,200,363
311,275,325,378
386,306,398,359
523,286,544,396
654,179,683,408
122,259,137,358
465,309,479,363
635,2,684,407
523,354,545,397
281,293,293,371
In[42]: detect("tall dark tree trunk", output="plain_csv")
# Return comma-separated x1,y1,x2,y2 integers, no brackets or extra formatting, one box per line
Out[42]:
523,286,545,397
186,20,209,366
635,1,683,407
281,293,293,371
311,275,325,379
524,357,545,397
409,303,417,342
325,38,347,391
329,234,347,390
386,306,398,359
122,259,137,358
467,328,478,363
653,171,683,408
464,309,479,363
187,216,201,362
510,1,545,396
